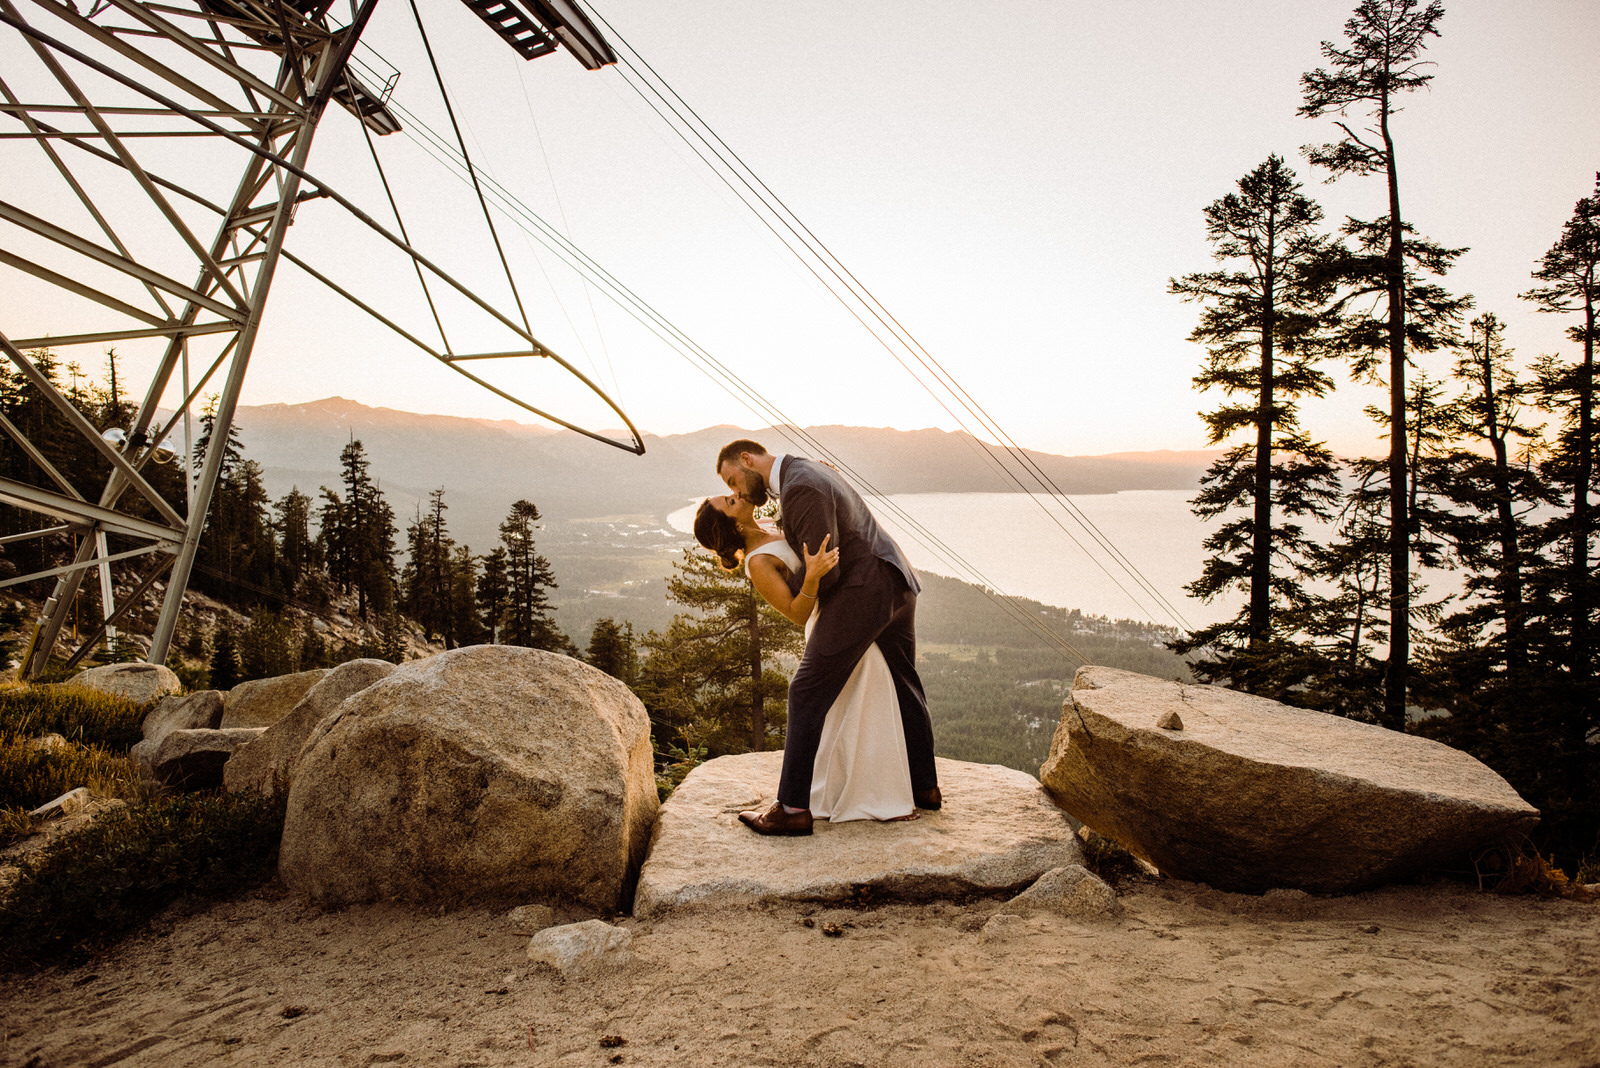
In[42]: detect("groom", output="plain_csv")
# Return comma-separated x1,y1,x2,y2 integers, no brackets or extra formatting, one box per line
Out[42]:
717,439,941,835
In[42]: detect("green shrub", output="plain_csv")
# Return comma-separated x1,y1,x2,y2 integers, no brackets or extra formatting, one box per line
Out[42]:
0,686,146,751
0,790,287,969
653,738,706,802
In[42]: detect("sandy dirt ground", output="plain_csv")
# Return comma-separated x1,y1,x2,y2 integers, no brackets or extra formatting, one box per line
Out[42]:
3,874,1598,1068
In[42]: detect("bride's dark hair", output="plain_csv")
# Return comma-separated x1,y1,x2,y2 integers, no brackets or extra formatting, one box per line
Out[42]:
693,497,743,572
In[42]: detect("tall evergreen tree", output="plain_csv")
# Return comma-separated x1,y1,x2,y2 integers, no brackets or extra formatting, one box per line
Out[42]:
1168,154,1342,695
1414,314,1553,809
1512,176,1600,860
1430,316,1546,676
1299,0,1454,728
586,617,639,685
273,488,317,592
318,440,396,621
208,619,240,691
498,500,569,653
1522,174,1600,760
402,488,456,645
477,547,509,643
445,545,485,648
636,549,803,754
191,405,278,605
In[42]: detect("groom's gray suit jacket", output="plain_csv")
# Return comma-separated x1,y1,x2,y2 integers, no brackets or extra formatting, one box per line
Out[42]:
774,456,937,806
779,456,920,651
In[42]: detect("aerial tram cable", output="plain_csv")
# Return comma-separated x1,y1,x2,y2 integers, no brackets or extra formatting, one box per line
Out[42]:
338,55,1124,663
316,8,1171,660
585,15,1192,632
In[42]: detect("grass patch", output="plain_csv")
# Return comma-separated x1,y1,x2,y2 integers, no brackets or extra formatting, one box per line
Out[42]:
0,686,146,751
0,790,287,970
0,733,151,808
0,734,159,846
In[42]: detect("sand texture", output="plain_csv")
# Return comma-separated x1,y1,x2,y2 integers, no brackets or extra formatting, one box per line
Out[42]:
4,875,1597,1067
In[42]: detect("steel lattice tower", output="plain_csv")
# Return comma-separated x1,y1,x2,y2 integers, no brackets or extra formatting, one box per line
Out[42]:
0,0,633,678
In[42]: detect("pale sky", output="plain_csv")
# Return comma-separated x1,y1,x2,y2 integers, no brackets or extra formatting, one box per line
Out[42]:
6,0,1598,458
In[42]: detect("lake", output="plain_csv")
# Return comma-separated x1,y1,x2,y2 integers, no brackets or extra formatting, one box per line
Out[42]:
671,490,1230,630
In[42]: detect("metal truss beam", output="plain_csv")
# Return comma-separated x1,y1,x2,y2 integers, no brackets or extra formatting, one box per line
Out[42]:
1,0,636,678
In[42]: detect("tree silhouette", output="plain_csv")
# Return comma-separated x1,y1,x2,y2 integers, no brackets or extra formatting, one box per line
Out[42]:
1299,0,1459,728
1169,154,1341,695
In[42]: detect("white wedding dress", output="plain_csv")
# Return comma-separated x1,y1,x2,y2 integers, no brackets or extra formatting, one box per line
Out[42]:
746,541,915,822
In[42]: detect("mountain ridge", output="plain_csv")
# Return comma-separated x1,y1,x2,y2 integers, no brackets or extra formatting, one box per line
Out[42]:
230,397,1217,554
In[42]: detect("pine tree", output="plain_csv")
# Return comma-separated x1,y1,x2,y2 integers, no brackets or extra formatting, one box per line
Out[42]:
1428,315,1547,677
446,545,485,648
273,488,317,593
1299,0,1461,729
1318,219,1469,722
586,617,639,685
318,440,396,621
237,606,294,681
1412,314,1553,813
209,620,240,691
477,547,509,642
1168,154,1342,695
0,351,78,580
191,402,279,606
402,488,456,645
636,549,804,754
371,608,409,663
498,500,570,653
1521,174,1599,808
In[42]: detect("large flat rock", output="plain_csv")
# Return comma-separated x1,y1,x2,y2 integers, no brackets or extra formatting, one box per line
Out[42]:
1040,667,1540,894
634,753,1081,918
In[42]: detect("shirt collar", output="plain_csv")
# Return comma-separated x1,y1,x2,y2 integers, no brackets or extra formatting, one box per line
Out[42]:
768,453,787,498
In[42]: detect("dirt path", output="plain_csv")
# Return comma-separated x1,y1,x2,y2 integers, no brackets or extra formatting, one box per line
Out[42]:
4,877,1598,1068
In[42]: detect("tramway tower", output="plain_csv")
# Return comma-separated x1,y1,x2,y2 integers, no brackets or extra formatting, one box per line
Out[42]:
0,0,638,678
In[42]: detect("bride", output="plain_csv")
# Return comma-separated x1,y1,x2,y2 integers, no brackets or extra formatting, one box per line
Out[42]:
693,494,916,823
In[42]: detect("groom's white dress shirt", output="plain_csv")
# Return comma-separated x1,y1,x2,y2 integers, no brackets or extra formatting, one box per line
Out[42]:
768,453,787,499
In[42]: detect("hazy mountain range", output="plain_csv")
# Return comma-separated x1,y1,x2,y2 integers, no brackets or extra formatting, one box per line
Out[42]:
233,397,1216,554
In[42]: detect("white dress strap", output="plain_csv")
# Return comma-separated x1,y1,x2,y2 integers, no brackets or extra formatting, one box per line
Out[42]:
743,539,800,578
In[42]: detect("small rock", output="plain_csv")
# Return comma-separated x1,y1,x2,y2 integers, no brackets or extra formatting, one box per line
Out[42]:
508,904,556,935
1156,710,1184,730
29,786,92,819
978,913,1025,943
1263,887,1310,901
1255,886,1315,919
223,660,393,797
26,734,68,753
527,920,633,974
1007,864,1121,919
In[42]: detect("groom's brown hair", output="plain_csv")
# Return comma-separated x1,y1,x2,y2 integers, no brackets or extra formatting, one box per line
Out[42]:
716,439,768,470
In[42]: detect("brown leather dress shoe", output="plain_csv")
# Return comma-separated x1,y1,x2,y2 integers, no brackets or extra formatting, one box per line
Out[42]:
913,787,943,811
738,802,813,836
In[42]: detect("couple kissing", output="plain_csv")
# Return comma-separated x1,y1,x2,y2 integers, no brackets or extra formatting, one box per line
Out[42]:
693,439,941,836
